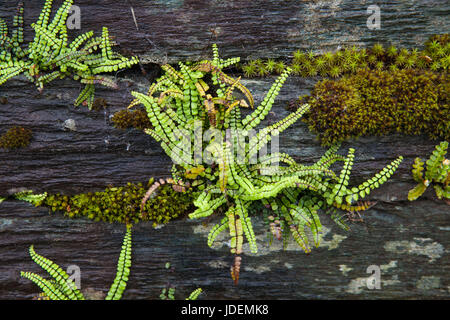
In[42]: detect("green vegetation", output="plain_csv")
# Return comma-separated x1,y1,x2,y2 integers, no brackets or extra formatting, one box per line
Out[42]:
408,141,449,201
21,226,132,300
297,69,449,145
160,287,203,300
0,0,138,109
240,34,449,78
129,44,403,284
0,126,32,149
160,263,203,300
39,179,195,226
111,108,152,130
14,190,47,205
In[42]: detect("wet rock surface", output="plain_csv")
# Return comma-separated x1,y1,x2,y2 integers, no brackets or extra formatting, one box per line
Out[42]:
0,0,449,299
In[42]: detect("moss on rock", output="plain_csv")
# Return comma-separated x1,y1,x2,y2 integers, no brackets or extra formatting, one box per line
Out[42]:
111,108,151,130
0,126,32,149
301,69,449,145
43,179,195,226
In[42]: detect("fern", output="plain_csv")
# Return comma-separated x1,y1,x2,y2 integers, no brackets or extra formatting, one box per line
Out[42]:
159,262,203,300
408,141,449,201
160,287,203,300
129,45,404,284
14,190,47,206
0,1,138,109
186,288,203,300
21,226,132,300
105,225,132,300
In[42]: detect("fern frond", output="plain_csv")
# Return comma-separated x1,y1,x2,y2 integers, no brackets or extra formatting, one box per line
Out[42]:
242,68,291,130
189,195,226,219
247,103,310,159
408,142,449,201
346,156,403,203
408,183,427,201
236,199,257,253
14,190,48,206
186,288,203,300
424,141,448,181
207,216,229,247
74,84,95,108
1,0,137,107
106,225,132,300
316,143,345,168
20,271,68,300
27,245,84,300
329,148,355,205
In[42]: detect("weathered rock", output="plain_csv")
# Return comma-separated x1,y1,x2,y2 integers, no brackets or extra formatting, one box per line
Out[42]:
1,0,448,63
0,0,449,300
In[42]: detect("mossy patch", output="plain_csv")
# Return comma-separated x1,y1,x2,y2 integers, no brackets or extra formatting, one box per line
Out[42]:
111,108,152,130
91,98,108,111
241,33,449,78
42,179,195,226
0,126,32,149
299,69,449,145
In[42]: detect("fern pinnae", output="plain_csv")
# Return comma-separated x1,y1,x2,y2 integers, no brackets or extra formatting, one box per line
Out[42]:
186,288,203,300
105,226,132,300
208,216,229,248
303,204,322,247
24,245,84,300
329,148,355,205
20,271,68,300
246,103,309,161
242,68,292,130
31,245,84,299
236,199,257,253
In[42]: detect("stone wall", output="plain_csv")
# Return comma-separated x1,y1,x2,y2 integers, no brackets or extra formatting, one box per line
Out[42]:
0,0,448,299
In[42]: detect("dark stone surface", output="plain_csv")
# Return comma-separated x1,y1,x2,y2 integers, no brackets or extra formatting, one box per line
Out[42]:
1,0,449,63
0,0,449,300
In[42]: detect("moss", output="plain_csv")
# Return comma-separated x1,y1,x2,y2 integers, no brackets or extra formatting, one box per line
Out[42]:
111,108,152,130
42,179,196,226
91,98,108,111
239,34,449,78
0,126,32,149
302,69,449,145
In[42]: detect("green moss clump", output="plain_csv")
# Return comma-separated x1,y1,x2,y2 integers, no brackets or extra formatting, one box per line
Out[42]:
111,109,152,130
43,179,195,226
240,34,449,78
303,69,449,145
0,126,32,149
91,98,108,111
